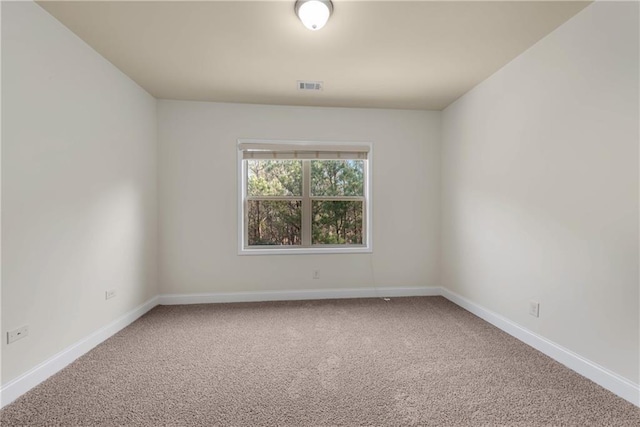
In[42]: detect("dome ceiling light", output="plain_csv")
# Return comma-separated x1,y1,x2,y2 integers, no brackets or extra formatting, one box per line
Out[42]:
295,0,333,31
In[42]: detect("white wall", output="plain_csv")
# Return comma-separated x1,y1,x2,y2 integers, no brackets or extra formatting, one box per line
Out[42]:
158,101,440,294
441,1,639,385
2,2,158,384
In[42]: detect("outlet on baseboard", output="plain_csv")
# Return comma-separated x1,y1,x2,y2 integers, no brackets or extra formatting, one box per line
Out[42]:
7,325,29,344
105,289,117,300
529,300,540,318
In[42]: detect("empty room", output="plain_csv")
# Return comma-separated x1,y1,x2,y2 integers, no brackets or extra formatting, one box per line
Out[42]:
1,0,639,425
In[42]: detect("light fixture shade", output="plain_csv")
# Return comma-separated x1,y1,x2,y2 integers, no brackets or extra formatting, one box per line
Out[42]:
295,0,333,31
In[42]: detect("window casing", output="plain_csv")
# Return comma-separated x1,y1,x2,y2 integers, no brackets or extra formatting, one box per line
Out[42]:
238,140,372,255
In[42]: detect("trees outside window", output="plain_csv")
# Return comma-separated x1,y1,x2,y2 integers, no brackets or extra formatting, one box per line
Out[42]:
310,160,364,245
239,141,371,254
247,160,302,246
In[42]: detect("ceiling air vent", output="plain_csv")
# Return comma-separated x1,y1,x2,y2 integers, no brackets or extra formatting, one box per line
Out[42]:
297,80,323,91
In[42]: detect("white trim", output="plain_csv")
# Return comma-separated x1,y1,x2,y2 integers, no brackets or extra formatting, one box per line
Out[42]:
158,286,440,305
440,287,640,407
0,296,159,409
2,289,637,409
238,246,373,256
238,148,247,251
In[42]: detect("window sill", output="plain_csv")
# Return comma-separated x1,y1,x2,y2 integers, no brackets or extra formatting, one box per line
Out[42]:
238,246,373,256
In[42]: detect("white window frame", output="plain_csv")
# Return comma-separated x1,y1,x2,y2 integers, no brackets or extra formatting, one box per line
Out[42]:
237,139,373,255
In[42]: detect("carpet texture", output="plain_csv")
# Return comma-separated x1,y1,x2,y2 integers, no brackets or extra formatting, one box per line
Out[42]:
1,297,638,426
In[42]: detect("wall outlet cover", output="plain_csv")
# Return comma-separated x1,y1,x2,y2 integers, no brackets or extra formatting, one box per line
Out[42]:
529,300,540,318
7,325,29,344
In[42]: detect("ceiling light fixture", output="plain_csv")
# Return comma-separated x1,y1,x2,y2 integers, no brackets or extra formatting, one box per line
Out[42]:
295,0,333,31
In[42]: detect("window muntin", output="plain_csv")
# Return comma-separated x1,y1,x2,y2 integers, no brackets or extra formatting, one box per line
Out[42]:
239,141,371,254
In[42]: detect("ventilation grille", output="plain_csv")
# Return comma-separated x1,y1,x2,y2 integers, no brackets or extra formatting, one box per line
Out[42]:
297,80,323,91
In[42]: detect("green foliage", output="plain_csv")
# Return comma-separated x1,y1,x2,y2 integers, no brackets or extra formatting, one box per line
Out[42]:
312,201,363,245
311,160,364,245
248,160,301,196
248,200,301,246
311,160,364,197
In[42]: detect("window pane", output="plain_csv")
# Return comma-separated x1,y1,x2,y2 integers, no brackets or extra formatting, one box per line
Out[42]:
312,201,363,245
248,200,302,246
248,160,302,196
311,160,364,197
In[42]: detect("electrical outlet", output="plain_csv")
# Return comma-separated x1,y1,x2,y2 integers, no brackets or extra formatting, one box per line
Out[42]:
313,270,320,280
105,289,117,300
529,300,540,318
7,325,29,344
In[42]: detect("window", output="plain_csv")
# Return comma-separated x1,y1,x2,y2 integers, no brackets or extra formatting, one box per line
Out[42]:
238,140,372,254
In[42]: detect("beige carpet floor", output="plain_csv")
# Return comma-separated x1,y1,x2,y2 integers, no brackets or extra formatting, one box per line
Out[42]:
1,297,638,426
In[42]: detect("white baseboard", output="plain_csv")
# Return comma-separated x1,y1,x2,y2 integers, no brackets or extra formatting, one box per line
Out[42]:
0,296,159,409
158,286,441,305
3,288,638,410
440,287,640,407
